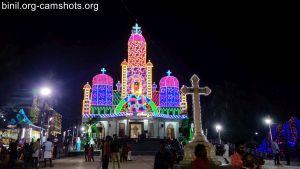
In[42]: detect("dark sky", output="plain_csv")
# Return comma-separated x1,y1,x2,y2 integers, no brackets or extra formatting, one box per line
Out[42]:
0,1,298,130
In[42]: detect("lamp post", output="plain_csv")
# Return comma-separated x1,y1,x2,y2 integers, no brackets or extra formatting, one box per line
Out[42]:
264,116,273,143
215,124,222,144
39,87,51,143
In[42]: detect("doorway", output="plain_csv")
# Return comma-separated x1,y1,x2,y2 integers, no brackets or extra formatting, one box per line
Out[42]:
129,122,144,138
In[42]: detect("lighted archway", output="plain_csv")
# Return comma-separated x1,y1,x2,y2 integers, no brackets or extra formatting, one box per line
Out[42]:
115,95,158,114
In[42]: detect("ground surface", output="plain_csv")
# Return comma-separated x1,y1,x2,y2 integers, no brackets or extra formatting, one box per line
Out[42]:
15,155,300,169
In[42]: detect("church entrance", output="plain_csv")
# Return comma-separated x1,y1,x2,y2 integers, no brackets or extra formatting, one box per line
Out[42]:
129,122,143,138
119,123,125,137
167,124,175,139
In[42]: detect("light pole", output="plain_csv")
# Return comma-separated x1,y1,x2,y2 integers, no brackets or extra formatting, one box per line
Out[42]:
215,124,222,144
264,116,273,143
39,87,51,143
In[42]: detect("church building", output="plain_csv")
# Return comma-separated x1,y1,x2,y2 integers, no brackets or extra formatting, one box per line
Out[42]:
81,23,188,139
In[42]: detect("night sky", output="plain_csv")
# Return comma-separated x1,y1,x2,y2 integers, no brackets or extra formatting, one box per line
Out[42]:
0,1,298,139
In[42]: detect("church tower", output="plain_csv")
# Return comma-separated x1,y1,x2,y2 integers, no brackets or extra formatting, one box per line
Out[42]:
121,23,152,97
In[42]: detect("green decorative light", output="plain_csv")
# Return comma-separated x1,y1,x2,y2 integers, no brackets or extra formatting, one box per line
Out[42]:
115,95,158,114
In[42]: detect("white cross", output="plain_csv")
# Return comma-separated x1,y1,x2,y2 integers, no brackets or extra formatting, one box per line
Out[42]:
166,70,172,76
101,68,106,74
181,74,211,141
132,23,141,34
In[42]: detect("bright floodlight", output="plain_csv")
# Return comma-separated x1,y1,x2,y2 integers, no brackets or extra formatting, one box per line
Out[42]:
255,132,259,135
40,87,51,96
49,117,53,121
265,117,272,125
81,127,85,131
215,124,222,131
74,126,77,129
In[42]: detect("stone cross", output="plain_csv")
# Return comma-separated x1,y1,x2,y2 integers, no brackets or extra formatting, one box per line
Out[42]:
181,74,211,141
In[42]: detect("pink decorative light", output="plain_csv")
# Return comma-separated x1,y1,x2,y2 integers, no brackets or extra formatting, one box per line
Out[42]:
159,76,179,88
92,74,113,85
128,34,146,42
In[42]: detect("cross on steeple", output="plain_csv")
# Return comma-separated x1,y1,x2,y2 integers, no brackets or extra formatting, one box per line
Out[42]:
132,23,142,34
181,74,211,141
166,70,172,76
101,68,106,74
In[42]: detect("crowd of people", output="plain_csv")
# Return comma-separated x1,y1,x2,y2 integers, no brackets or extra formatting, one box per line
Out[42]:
0,137,68,169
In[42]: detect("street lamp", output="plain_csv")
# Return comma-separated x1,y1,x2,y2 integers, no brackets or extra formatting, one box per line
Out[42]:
264,116,273,142
39,87,51,142
215,124,222,144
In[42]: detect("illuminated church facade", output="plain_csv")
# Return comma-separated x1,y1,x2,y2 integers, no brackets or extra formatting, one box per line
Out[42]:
81,23,188,139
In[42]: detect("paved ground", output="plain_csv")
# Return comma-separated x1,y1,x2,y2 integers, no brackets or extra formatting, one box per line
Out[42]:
42,155,154,169
16,155,300,169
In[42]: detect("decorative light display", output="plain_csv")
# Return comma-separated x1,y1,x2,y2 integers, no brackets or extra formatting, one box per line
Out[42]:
115,96,159,114
128,23,146,67
91,106,114,114
82,23,188,123
121,59,128,99
116,81,121,91
288,117,297,143
159,71,180,108
146,60,153,99
257,117,300,153
160,107,181,115
152,91,160,106
82,82,91,115
91,69,113,106
113,90,121,105
180,92,187,111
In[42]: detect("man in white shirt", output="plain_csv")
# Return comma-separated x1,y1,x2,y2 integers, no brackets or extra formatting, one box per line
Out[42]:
43,138,54,167
271,139,281,165
223,141,230,164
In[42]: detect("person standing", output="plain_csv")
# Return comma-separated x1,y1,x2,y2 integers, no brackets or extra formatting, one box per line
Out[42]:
127,140,133,161
271,139,280,165
283,140,290,165
192,144,211,169
153,141,172,169
231,141,245,169
32,139,41,169
102,136,111,169
43,138,54,167
111,134,120,169
84,143,89,162
88,144,94,162
296,139,300,165
223,141,230,164
8,140,18,169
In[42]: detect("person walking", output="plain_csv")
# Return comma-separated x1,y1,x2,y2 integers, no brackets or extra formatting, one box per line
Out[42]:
43,138,54,167
271,139,280,165
32,139,41,169
8,140,18,169
223,141,230,164
102,136,111,169
111,134,121,169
